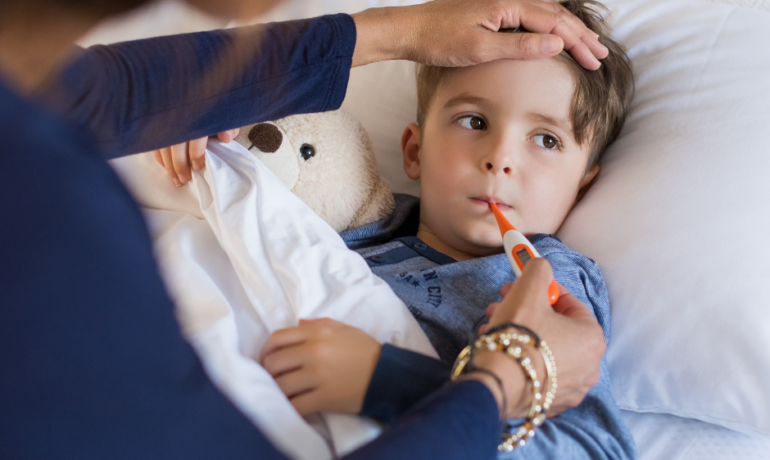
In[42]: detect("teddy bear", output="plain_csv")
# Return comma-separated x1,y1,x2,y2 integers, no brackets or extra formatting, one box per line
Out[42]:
111,109,394,235
233,110,394,233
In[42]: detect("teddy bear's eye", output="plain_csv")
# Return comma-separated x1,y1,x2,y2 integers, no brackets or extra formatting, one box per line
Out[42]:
300,144,316,161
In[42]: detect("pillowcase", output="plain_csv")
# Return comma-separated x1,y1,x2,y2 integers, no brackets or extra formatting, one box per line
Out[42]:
261,0,770,436
558,0,770,436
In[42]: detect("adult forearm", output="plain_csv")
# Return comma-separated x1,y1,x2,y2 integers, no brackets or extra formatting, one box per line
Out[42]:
348,380,500,460
42,15,355,159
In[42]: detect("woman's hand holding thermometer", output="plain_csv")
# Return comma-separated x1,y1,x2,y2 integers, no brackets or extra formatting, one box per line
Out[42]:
489,203,560,305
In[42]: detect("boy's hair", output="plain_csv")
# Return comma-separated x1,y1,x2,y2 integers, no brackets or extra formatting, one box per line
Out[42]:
416,0,634,170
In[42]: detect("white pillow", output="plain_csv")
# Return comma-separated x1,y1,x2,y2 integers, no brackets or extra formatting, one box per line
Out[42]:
262,0,770,437
558,0,770,437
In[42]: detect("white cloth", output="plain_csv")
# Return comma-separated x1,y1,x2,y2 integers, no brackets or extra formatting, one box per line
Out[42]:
112,141,437,460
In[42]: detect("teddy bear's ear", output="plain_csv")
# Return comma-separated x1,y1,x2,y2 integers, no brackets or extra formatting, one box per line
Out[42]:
346,177,395,231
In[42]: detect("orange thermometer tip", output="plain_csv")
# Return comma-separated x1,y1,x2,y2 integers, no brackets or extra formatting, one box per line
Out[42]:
488,202,517,237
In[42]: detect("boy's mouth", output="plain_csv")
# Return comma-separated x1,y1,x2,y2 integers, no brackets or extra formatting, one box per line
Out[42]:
470,196,512,210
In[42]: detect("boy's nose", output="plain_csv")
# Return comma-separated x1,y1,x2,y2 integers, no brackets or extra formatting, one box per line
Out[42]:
485,161,512,175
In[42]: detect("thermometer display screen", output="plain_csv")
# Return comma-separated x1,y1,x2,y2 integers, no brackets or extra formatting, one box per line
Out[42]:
516,248,532,266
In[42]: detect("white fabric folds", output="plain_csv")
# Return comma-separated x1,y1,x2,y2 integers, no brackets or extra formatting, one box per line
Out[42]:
112,141,437,460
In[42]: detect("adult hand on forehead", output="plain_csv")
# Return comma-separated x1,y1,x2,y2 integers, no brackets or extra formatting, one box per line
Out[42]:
353,0,608,70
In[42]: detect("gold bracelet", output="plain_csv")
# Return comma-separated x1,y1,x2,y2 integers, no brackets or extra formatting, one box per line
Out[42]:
450,328,557,452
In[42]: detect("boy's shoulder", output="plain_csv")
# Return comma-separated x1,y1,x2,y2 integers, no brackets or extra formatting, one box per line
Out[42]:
342,195,611,340
341,193,421,249
534,235,611,341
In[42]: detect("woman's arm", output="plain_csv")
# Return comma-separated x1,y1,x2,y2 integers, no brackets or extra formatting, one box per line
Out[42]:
43,0,608,165
346,380,500,460
42,15,356,158
361,344,450,423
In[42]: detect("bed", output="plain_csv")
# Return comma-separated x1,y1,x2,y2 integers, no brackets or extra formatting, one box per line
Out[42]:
82,0,770,458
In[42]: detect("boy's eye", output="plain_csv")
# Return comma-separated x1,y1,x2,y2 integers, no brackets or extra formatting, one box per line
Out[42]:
533,134,560,150
457,116,487,130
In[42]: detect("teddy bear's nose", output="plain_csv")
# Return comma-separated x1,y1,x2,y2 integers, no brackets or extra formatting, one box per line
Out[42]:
248,123,283,153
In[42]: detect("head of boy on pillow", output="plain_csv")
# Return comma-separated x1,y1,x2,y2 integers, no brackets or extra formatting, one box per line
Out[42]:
400,0,633,261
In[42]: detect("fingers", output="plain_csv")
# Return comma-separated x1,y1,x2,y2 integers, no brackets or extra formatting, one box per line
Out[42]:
262,346,306,378
259,327,310,364
159,147,182,187
152,136,211,186
551,287,593,319
289,390,325,416
217,128,240,143
189,137,208,172
504,1,608,70
170,143,192,184
487,258,554,326
506,258,554,308
273,365,318,399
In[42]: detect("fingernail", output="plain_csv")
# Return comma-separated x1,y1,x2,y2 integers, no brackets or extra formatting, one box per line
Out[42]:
173,177,182,187
542,35,562,54
179,174,188,184
192,161,201,171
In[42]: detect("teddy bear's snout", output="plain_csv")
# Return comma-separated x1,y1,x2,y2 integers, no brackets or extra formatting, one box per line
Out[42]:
247,123,283,153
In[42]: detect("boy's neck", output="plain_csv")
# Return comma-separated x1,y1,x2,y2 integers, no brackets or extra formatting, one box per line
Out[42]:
416,224,483,262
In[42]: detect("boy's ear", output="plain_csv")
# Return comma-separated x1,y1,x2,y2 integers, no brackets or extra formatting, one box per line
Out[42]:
401,123,422,180
575,165,600,204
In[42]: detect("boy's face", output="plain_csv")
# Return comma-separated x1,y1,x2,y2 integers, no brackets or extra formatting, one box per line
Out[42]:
402,58,599,258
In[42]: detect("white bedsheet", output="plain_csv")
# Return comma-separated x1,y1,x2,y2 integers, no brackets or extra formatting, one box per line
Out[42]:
622,410,770,460
111,141,437,460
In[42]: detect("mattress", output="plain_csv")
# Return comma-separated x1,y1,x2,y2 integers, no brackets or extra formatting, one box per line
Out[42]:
622,410,770,460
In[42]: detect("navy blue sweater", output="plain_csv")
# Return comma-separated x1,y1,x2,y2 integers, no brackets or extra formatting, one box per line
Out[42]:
0,15,499,460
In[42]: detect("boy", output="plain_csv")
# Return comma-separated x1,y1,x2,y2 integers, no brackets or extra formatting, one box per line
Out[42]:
262,1,637,458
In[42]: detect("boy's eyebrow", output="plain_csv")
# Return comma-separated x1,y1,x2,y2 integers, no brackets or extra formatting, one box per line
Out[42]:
527,112,572,133
442,95,490,110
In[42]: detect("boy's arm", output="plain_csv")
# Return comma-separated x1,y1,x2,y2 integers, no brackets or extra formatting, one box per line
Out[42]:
260,318,450,419
40,15,355,159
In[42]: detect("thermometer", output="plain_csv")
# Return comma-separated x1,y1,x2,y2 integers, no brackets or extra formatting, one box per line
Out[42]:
489,203,560,305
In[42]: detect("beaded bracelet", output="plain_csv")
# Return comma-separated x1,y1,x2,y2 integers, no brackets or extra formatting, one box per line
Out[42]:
451,328,557,452
488,332,558,451
483,321,542,345
479,322,557,419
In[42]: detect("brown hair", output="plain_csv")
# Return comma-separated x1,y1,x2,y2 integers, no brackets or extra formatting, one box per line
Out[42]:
0,0,152,20
416,0,634,171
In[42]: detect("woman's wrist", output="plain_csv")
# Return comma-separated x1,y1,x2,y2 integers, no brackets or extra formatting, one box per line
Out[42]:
457,348,536,419
351,6,417,67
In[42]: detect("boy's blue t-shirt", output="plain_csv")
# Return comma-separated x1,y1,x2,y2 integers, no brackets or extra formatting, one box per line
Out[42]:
342,194,638,460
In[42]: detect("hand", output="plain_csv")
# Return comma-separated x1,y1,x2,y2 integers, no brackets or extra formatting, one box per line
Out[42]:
259,318,382,416
352,0,609,70
475,259,606,417
151,129,239,187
